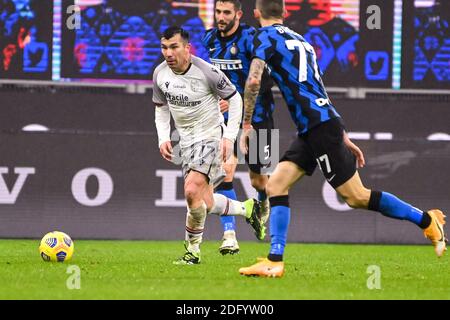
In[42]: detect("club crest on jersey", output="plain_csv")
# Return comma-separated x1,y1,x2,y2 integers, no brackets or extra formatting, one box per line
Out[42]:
230,43,238,55
190,79,200,92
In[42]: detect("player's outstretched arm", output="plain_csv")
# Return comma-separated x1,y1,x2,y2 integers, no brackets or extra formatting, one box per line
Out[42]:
343,131,365,168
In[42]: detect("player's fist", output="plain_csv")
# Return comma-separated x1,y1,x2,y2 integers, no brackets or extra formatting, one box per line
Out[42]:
239,124,254,155
221,138,233,162
219,99,229,113
343,131,365,168
159,141,173,162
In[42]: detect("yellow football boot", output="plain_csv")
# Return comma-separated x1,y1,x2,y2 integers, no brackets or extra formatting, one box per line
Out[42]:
239,258,285,278
423,209,447,257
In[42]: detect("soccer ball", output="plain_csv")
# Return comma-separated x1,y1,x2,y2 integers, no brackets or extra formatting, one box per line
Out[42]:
39,231,74,262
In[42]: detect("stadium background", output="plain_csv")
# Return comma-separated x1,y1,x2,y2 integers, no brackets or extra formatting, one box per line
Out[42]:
1,0,449,244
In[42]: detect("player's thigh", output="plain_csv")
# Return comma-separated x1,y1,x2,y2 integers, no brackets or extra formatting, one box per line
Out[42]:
182,139,224,190
308,118,357,189
266,161,305,197
268,134,315,197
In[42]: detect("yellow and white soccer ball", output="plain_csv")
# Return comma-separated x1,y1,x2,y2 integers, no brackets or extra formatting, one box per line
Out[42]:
39,231,74,262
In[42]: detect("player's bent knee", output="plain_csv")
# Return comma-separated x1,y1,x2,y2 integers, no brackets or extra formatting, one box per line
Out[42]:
184,183,203,205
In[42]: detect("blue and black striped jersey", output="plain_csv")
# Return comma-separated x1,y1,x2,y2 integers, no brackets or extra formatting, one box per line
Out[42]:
202,23,274,124
253,24,340,135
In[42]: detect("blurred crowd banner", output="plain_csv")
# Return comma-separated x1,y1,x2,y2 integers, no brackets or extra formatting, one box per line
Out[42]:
0,0,53,79
60,0,211,80
1,0,448,88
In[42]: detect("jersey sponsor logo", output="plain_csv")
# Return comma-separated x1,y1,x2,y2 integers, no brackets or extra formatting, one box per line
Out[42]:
164,92,201,107
164,92,188,101
211,58,243,71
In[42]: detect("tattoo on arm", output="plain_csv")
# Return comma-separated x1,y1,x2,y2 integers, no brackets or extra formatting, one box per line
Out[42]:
244,58,265,124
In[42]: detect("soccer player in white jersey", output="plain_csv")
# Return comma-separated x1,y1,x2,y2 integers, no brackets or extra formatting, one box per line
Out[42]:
153,26,265,265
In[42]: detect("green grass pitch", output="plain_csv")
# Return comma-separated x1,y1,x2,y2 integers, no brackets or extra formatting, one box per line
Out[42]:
0,240,448,300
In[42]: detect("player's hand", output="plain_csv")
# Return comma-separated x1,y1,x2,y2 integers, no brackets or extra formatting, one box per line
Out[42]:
221,138,233,162
219,99,229,113
159,141,173,162
239,124,254,155
343,132,365,168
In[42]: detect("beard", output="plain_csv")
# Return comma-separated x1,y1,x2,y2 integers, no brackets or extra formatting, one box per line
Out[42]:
218,15,237,34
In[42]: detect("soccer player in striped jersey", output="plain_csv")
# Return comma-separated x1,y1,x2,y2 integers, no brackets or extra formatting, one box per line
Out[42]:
202,0,275,255
238,0,446,277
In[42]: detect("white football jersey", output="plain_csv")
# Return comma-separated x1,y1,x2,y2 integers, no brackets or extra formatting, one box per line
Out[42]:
153,55,237,147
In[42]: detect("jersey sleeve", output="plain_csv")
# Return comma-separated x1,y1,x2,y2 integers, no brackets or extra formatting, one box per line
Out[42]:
212,67,237,99
201,29,214,64
252,29,275,62
201,29,213,49
152,67,167,105
205,65,237,100
245,27,256,55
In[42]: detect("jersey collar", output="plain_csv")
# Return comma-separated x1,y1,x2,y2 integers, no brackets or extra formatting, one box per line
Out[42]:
172,62,192,76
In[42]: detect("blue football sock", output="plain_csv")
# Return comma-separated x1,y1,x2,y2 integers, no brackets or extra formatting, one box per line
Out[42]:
369,191,424,226
216,187,237,232
268,196,290,258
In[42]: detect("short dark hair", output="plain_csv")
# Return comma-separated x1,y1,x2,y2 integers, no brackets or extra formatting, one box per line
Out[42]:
215,0,242,11
256,0,284,19
161,26,190,43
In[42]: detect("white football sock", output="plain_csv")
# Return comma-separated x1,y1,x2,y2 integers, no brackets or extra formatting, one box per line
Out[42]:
185,203,207,253
208,194,248,217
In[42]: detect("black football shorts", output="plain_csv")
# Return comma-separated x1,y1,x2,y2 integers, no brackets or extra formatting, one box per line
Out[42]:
280,118,357,188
